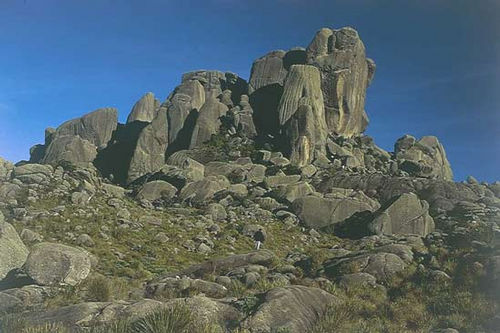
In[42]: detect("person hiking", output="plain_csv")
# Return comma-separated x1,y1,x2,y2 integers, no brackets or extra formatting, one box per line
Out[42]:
254,228,266,250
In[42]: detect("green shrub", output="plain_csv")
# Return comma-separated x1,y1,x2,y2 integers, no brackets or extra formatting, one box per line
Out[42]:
23,323,68,333
228,279,247,298
83,319,131,333
85,275,112,302
253,277,288,293
130,304,193,333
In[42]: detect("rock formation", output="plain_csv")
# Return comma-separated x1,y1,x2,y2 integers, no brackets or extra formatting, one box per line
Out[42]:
126,92,160,123
2,26,493,332
279,65,328,166
394,135,453,180
306,27,374,137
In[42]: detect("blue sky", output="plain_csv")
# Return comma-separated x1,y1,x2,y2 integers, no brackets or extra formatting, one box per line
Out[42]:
0,0,499,181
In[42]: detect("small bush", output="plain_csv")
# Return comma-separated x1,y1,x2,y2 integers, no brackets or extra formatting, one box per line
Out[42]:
253,277,288,293
85,275,112,302
83,319,132,333
23,322,68,333
228,279,247,298
130,304,193,333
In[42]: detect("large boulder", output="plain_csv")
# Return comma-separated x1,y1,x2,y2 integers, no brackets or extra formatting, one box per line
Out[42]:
136,180,177,201
179,175,230,204
279,65,328,166
306,27,374,137
23,242,92,286
324,252,407,283
42,136,97,165
369,192,434,236
126,92,160,123
394,135,453,180
241,285,336,333
292,191,380,229
145,277,228,299
0,212,29,280
127,107,169,183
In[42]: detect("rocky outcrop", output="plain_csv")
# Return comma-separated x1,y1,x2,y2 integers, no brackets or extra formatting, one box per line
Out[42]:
395,135,453,180
126,92,160,123
166,79,206,152
306,27,373,137
241,285,336,333
369,193,435,236
127,107,169,183
51,108,117,148
0,212,29,280
279,65,328,166
39,108,118,165
248,49,306,138
189,98,228,148
292,190,380,229
23,242,92,286
249,50,288,94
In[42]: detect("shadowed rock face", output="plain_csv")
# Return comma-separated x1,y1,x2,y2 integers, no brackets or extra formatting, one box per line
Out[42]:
306,27,373,137
248,49,307,140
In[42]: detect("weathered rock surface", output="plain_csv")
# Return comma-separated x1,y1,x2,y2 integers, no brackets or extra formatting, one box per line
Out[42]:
23,242,92,286
127,107,169,183
324,251,408,283
306,27,373,137
38,108,117,165
12,164,53,185
279,65,328,166
369,193,435,236
292,190,380,229
136,180,177,201
0,285,54,313
189,98,229,148
126,92,160,123
395,135,453,180
146,277,228,299
0,212,29,280
242,285,336,333
179,176,230,204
